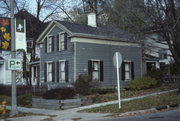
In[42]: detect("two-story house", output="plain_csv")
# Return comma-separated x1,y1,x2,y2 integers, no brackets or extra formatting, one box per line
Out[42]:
32,13,143,88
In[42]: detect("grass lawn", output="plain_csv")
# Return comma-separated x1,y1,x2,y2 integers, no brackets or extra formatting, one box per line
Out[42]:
88,83,179,103
81,92,180,113
0,83,179,108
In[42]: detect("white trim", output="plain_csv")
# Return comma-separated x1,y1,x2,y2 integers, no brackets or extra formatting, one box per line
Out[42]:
58,60,66,83
91,59,100,61
74,42,77,82
54,21,73,35
59,59,66,62
36,21,54,43
123,60,132,62
71,37,140,47
59,32,65,34
46,61,53,82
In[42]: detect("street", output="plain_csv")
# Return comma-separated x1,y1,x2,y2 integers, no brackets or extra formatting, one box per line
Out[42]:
82,109,180,121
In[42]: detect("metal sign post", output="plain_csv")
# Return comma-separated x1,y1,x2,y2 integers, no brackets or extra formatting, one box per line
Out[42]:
10,0,18,116
113,52,122,109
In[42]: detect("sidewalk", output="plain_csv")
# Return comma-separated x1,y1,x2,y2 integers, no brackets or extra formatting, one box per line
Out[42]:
5,89,178,121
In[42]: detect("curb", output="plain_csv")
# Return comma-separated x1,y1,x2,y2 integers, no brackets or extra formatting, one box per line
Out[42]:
115,103,179,117
156,103,179,110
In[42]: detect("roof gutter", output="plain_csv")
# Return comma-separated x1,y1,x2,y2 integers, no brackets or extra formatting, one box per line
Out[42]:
70,33,139,44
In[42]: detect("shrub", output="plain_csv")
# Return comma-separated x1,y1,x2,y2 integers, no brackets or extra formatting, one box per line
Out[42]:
74,74,92,96
17,94,32,107
90,88,115,95
147,69,164,85
42,87,75,99
170,63,180,76
129,77,158,90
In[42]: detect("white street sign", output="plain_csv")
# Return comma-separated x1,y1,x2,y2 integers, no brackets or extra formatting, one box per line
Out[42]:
7,59,22,70
113,52,122,68
113,52,122,109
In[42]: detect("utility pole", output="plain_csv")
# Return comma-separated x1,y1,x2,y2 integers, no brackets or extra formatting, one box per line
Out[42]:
10,0,18,116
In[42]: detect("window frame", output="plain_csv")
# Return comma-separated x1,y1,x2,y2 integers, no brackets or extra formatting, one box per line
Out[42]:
121,60,134,81
46,61,53,82
47,35,53,53
58,60,66,82
58,32,65,51
124,62,131,80
88,59,103,82
92,60,100,81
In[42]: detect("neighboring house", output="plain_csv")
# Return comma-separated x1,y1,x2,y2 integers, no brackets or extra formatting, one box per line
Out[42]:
0,9,45,85
32,13,143,88
142,33,173,75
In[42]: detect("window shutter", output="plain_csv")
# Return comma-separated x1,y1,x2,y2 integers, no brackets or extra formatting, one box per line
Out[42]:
64,33,67,50
88,60,92,79
57,34,59,51
52,36,54,52
121,62,125,80
131,62,134,79
52,62,55,82
44,63,47,82
45,38,47,53
57,61,59,82
65,61,69,82
100,61,104,82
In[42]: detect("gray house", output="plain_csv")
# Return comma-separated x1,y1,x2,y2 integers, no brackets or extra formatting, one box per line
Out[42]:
32,14,143,88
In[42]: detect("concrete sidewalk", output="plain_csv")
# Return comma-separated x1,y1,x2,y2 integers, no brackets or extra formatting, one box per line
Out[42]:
5,89,178,121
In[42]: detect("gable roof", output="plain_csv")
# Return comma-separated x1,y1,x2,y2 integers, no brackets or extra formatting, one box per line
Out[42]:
15,9,47,39
36,20,137,43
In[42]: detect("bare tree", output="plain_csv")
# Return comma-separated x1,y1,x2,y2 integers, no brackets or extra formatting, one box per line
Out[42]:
0,0,27,17
145,0,180,67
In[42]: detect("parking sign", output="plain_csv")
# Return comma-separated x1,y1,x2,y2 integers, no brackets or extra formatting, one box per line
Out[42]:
7,59,22,70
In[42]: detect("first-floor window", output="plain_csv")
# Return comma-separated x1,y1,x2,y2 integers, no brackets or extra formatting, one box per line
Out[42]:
60,61,65,81
47,62,52,82
125,62,131,80
44,62,55,82
57,60,68,82
92,61,100,80
121,61,134,81
88,60,103,81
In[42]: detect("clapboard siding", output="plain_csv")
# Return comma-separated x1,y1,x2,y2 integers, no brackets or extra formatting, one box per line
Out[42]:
75,42,142,88
40,26,74,84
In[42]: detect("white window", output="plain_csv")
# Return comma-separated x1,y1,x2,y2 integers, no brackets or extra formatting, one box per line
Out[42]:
47,36,53,53
92,61,100,81
122,61,134,81
58,33,65,51
47,62,52,82
125,62,131,80
59,61,66,82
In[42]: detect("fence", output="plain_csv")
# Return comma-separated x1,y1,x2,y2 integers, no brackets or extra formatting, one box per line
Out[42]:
0,85,47,96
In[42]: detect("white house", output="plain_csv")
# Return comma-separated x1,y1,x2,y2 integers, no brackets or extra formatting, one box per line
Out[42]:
143,33,173,74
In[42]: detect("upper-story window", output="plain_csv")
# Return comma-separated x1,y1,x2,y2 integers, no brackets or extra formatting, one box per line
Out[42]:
57,33,67,51
47,35,53,53
159,49,167,59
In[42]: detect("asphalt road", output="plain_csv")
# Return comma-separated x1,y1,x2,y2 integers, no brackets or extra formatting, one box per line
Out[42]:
82,109,180,121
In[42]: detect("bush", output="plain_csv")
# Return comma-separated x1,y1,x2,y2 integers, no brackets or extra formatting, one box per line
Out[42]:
42,87,75,99
170,63,180,76
90,88,115,95
129,77,158,90
74,74,92,96
146,69,164,84
17,94,32,107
